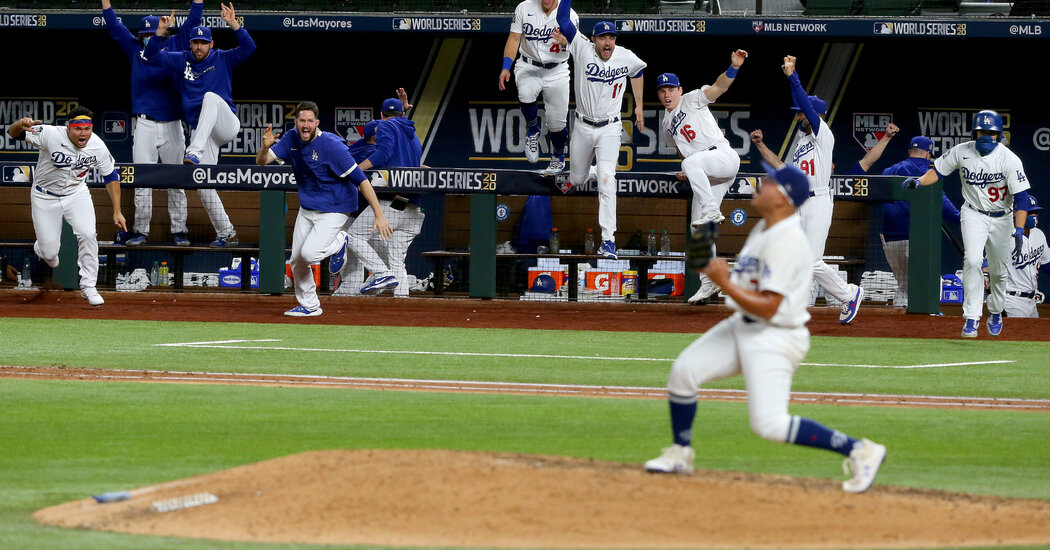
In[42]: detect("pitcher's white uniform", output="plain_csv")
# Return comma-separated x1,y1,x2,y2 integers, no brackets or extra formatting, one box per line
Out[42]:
669,215,813,440
663,86,739,225
1004,228,1049,318
934,141,1031,320
565,33,646,243
24,125,117,290
510,1,578,137
792,119,855,304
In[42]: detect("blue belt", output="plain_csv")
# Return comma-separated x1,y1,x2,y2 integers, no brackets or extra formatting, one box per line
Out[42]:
1008,291,1035,299
520,55,565,70
576,113,619,128
35,185,68,197
967,203,1010,218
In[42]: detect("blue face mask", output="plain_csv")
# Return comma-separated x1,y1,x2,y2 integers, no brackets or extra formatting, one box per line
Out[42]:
1026,215,1038,230
975,135,998,156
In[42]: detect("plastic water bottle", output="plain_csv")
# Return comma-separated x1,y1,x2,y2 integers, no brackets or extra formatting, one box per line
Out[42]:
549,227,560,253
646,230,657,256
660,230,671,256
159,261,169,286
584,228,596,255
150,261,160,286
21,257,31,287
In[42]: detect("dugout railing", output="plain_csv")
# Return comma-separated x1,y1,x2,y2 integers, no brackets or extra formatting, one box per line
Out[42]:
0,162,945,313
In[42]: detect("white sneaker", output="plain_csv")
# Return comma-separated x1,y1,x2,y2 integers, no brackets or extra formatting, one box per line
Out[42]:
81,287,104,306
687,277,720,304
690,212,725,231
542,155,565,176
842,438,887,493
644,444,695,474
524,132,540,163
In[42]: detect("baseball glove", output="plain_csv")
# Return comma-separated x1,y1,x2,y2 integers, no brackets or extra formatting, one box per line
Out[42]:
686,221,719,271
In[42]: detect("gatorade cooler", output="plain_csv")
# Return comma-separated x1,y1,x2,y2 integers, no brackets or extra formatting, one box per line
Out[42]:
586,271,622,295
527,268,566,291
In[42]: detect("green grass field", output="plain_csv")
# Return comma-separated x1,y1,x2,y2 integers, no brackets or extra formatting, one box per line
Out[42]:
2,318,1049,550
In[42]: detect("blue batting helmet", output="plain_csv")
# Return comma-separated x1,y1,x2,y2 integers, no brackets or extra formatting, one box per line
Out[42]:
971,110,1003,136
530,273,558,293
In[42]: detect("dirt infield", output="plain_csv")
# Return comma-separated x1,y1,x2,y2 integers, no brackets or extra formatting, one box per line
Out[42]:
33,450,1050,549
2,288,1049,340
8,289,1050,548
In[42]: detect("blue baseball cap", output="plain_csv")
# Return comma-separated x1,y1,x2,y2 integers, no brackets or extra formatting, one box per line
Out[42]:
362,120,378,139
592,21,617,36
189,26,212,42
909,136,934,152
790,94,827,116
1027,194,1043,212
138,16,160,35
656,73,681,89
761,161,810,207
381,98,403,113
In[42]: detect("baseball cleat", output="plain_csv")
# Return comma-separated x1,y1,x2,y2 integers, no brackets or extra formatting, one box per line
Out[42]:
987,313,1003,336
284,305,322,317
839,285,864,324
361,275,399,294
125,233,148,246
542,155,565,176
842,438,887,493
961,318,978,338
645,444,695,475
690,212,725,231
524,131,540,163
81,287,104,307
687,278,720,304
173,232,191,246
183,153,200,165
210,235,238,247
599,240,617,260
328,232,350,274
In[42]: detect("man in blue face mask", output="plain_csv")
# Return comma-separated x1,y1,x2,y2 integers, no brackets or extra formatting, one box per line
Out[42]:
902,110,1033,338
1002,195,1050,318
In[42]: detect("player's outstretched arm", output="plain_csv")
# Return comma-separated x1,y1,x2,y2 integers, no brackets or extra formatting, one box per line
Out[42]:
857,123,899,173
256,124,278,165
784,55,823,136
499,32,522,91
7,118,41,140
396,88,413,111
142,10,175,59
749,129,784,168
556,0,577,43
104,178,128,232
704,49,747,102
902,168,939,189
221,3,240,31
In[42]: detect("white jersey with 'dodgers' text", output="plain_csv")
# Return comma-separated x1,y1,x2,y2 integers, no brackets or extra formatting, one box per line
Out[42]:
726,215,814,328
568,36,646,121
791,118,834,194
24,125,116,196
663,87,731,156
511,0,579,65
1007,227,1050,294
934,141,1030,212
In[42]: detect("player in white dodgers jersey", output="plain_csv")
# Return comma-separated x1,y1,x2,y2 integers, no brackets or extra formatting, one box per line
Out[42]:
7,108,128,306
644,162,887,494
656,50,747,304
1002,195,1049,318
903,110,1033,337
557,0,646,259
499,0,579,175
750,55,864,325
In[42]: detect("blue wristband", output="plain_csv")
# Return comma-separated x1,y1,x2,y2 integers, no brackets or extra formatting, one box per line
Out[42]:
725,65,739,78
502,56,514,71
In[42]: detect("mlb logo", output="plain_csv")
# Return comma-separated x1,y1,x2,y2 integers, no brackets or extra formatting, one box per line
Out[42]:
394,18,411,30
555,174,574,194
102,112,130,142
107,120,125,133
875,22,893,34
334,107,372,140
616,20,633,31
2,165,32,183
751,21,764,32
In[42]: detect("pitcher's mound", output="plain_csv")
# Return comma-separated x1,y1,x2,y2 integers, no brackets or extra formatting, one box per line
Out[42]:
34,449,1050,549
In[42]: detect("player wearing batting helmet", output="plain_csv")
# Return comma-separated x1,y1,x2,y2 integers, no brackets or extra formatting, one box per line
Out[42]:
645,162,887,494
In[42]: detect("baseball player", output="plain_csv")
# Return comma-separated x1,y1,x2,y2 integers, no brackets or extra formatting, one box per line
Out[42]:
101,0,201,247
145,3,253,247
903,110,1032,337
7,108,127,306
1003,195,1049,318
345,95,424,297
879,136,960,309
644,162,887,494
556,0,646,260
654,51,746,304
256,101,391,317
499,0,579,175
750,55,864,325
333,119,378,296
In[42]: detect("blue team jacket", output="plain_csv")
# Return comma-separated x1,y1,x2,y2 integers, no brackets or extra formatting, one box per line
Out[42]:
367,117,423,205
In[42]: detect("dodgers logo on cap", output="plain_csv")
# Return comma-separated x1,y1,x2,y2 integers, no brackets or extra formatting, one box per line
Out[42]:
656,73,681,88
190,26,212,41
909,136,934,152
592,21,617,36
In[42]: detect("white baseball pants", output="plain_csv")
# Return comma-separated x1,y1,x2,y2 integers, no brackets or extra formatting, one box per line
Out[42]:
570,120,621,242
30,184,99,289
1004,294,1039,318
187,92,237,239
667,314,810,442
798,191,853,302
514,62,571,132
347,201,424,297
290,208,349,311
131,117,189,235
960,207,1011,319
880,235,909,308
682,144,739,223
